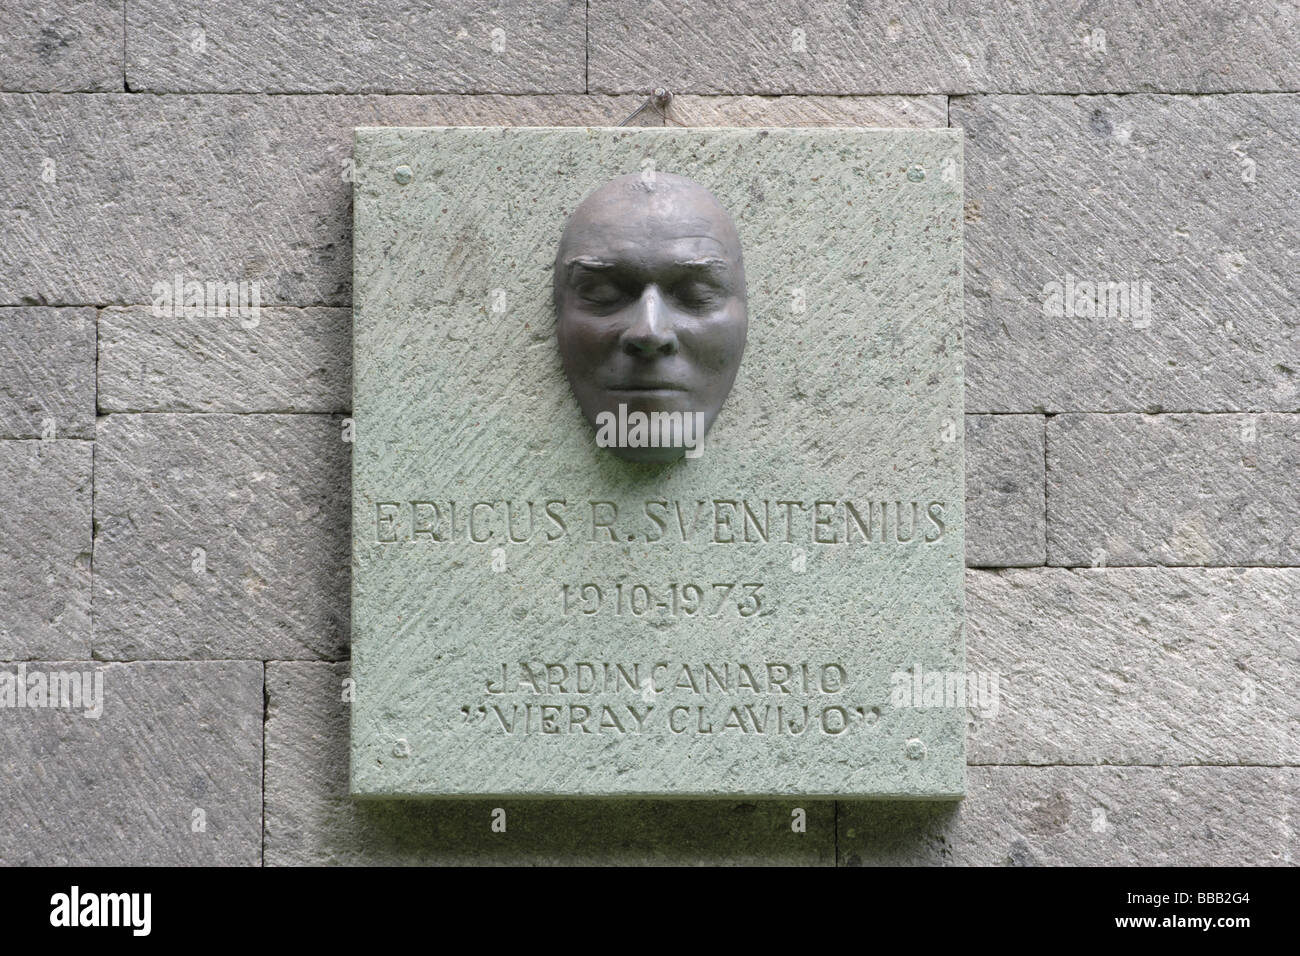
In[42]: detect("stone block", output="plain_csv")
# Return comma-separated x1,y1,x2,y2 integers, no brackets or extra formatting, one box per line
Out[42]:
591,2,1300,94
840,765,1297,865
0,661,262,865
98,306,351,413
956,95,1300,413
93,414,349,659
1047,413,1300,565
126,0,584,93
0,440,91,659
967,568,1300,765
0,307,95,438
965,414,1045,566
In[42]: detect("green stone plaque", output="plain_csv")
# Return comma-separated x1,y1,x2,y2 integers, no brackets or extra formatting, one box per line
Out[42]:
351,127,965,798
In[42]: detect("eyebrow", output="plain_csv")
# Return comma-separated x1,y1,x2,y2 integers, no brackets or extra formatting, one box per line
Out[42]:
563,255,730,275
563,256,616,272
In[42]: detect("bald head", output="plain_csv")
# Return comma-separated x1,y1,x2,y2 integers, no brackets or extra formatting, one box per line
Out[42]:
556,172,743,278
553,172,748,462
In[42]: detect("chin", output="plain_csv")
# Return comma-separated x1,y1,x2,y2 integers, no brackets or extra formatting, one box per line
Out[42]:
608,444,690,463
585,396,712,462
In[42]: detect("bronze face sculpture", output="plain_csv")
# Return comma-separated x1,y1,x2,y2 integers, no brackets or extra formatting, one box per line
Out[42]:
554,172,747,462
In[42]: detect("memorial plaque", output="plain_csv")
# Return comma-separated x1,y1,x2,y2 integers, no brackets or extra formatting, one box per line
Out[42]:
351,127,965,797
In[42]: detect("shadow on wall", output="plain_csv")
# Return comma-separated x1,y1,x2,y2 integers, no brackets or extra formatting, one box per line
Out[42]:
344,797,959,866
837,800,965,866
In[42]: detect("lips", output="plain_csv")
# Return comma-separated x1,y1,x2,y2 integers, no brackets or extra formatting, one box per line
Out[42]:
607,382,688,392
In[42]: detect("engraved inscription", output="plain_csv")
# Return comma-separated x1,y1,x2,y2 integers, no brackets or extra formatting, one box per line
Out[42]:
458,661,874,737
374,497,949,545
561,582,766,618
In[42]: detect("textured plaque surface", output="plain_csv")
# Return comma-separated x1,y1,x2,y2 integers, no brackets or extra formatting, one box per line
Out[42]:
351,127,964,797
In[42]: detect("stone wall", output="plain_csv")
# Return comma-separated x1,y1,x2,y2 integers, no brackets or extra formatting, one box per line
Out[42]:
1,0,1295,866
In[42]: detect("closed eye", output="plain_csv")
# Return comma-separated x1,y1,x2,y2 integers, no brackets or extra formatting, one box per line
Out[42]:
574,278,627,307
672,279,725,310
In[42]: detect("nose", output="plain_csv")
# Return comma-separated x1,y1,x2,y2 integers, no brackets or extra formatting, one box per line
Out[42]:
620,285,679,358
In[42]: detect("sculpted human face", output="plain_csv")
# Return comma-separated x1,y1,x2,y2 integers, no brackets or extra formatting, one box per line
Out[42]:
554,172,747,462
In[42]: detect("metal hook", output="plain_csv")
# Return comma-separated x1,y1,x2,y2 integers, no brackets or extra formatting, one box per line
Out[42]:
617,88,672,127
